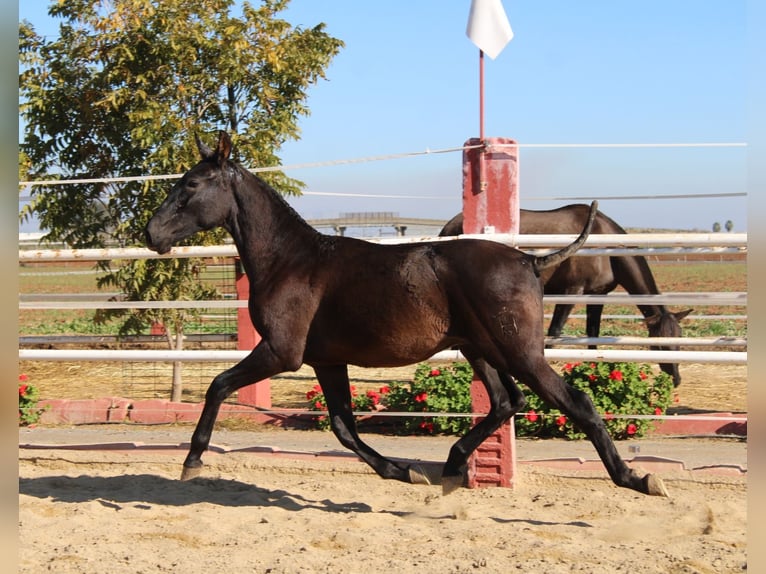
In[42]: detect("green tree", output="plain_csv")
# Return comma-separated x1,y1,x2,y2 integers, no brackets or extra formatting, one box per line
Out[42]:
725,220,733,232
20,0,343,401
712,221,721,233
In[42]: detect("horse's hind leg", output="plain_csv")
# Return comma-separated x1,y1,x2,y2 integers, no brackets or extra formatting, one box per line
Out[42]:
440,357,525,494
520,356,668,497
314,365,411,483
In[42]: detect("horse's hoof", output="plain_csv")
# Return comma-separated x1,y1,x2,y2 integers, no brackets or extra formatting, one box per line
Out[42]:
441,475,463,496
644,474,669,497
180,465,202,481
408,464,432,485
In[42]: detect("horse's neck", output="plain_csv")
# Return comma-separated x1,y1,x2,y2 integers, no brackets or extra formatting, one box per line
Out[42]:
611,255,669,318
228,170,320,284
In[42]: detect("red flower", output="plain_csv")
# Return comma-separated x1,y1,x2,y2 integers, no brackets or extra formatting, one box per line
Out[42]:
314,401,323,410
366,390,380,405
430,369,441,377
19,384,28,397
609,370,623,381
654,407,663,416
350,385,357,396
639,371,648,380
588,374,597,381
525,410,538,422
626,423,637,435
589,363,596,369
563,363,574,372
306,389,318,400
379,385,390,394
414,392,428,403
555,415,567,427
604,412,614,421
19,374,28,382
419,421,434,433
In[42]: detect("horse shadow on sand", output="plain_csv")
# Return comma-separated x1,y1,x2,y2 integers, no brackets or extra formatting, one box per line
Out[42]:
19,473,379,514
19,473,592,528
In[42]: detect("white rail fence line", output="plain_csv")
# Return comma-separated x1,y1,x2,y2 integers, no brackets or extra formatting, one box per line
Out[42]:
17,292,747,310
18,235,747,365
17,348,746,365
18,233,748,262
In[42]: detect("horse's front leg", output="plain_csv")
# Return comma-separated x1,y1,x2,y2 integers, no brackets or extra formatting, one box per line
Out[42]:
314,365,412,483
585,304,604,349
181,343,282,480
546,303,574,343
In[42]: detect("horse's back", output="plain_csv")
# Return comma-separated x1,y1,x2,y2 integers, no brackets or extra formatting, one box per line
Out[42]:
439,205,625,236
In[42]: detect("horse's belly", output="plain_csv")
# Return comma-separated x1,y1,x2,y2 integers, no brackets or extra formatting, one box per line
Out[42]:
304,314,452,368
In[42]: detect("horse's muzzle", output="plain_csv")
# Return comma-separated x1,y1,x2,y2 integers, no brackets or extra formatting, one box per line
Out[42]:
144,227,170,254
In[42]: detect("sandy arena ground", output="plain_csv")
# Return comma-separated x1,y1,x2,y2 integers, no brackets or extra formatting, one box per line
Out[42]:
19,445,746,574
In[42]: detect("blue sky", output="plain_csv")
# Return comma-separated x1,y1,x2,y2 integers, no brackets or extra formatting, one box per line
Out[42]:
19,1,747,232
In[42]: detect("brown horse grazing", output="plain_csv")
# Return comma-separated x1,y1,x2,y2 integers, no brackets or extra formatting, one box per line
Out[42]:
145,131,667,497
440,208,692,387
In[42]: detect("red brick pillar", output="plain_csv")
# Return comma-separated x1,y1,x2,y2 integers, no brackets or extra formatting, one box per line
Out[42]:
462,137,518,489
234,259,271,408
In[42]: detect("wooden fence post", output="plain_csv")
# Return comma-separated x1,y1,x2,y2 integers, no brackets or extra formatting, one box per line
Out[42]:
234,258,271,408
462,137,519,488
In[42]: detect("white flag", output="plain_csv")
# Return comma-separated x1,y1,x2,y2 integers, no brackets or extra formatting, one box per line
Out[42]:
466,0,513,59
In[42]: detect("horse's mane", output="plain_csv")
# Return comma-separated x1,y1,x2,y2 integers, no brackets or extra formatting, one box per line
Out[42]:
232,162,319,233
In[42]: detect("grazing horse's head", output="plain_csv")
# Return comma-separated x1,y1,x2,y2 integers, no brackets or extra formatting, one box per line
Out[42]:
645,308,692,387
145,131,235,254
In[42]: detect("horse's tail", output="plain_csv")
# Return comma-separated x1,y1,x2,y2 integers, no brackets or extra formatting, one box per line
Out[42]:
532,200,598,275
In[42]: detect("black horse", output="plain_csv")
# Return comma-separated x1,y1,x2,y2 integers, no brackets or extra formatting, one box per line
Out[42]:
145,131,667,497
440,208,692,386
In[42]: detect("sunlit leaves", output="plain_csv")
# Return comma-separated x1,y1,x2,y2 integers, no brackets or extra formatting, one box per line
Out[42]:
20,0,343,341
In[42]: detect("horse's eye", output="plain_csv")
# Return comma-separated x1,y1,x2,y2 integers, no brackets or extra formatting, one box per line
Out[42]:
186,180,198,190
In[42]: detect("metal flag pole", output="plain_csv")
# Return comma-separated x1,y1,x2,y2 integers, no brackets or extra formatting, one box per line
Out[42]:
479,49,485,141
479,48,487,190
468,0,513,190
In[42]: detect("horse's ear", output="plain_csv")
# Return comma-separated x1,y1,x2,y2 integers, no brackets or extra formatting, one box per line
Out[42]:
216,131,233,165
674,309,693,322
195,133,214,160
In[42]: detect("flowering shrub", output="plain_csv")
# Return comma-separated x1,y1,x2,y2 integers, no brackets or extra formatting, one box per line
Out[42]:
306,361,673,439
306,362,473,434
385,362,473,435
19,374,44,426
306,383,389,430
515,361,674,439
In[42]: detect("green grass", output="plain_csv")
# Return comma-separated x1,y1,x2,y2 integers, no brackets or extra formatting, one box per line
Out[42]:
19,261,238,337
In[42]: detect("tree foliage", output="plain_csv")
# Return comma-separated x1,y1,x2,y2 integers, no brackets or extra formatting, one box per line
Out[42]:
19,0,343,398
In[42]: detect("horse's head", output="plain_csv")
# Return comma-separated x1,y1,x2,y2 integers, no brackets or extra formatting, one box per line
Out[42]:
145,131,235,254
645,308,692,387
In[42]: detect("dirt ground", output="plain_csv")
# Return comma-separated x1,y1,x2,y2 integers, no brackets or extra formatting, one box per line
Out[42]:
18,448,747,574
18,346,748,573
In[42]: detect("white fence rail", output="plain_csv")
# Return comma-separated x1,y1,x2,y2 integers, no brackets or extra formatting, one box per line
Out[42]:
18,233,748,262
18,348,746,364
17,292,748,310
